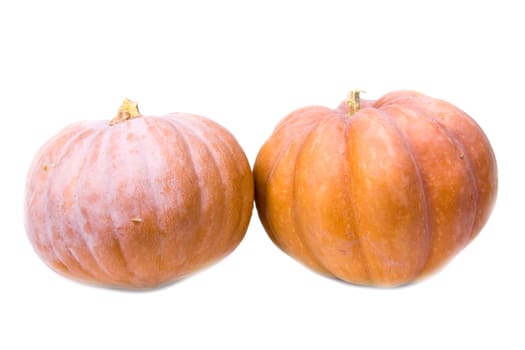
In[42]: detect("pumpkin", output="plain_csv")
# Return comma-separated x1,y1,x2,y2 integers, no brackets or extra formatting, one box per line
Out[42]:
253,90,497,287
24,99,254,289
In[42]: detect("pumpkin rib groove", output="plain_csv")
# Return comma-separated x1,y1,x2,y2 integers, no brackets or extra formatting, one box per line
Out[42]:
211,130,249,251
389,101,480,246
419,117,478,269
42,173,73,274
171,119,211,242
165,119,204,268
379,96,482,242
150,118,194,276
376,108,433,279
260,113,326,250
411,103,480,242
53,171,97,280
145,118,185,275
66,247,98,280
436,102,497,238
292,121,333,275
262,117,331,273
63,129,113,279
51,260,71,274
384,102,478,272
174,117,239,267
180,118,223,262
72,128,115,281
341,117,373,283
264,138,288,238
109,236,131,283
261,143,289,247
43,128,101,279
101,128,134,282
138,119,165,275
197,116,248,178
175,117,237,258
39,128,92,266
264,116,323,187
187,118,242,249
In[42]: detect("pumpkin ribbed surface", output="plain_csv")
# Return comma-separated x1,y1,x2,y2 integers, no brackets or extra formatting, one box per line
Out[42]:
25,110,253,289
254,90,497,286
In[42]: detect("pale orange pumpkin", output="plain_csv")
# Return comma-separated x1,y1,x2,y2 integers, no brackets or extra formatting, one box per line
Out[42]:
254,90,497,286
24,100,254,289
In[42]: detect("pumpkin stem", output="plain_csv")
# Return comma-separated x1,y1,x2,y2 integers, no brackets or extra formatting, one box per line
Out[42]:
347,89,365,116
109,99,142,125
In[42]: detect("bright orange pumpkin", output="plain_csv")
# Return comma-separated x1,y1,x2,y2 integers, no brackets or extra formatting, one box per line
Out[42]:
253,90,497,286
24,100,254,289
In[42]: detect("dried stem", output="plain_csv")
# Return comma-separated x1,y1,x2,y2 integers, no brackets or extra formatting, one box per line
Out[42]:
347,89,365,116
109,99,141,125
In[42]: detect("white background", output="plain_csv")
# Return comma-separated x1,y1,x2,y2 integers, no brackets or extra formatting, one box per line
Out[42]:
1,0,523,349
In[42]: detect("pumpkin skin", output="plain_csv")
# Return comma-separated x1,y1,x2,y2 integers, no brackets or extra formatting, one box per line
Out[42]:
24,100,254,289
253,90,497,287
